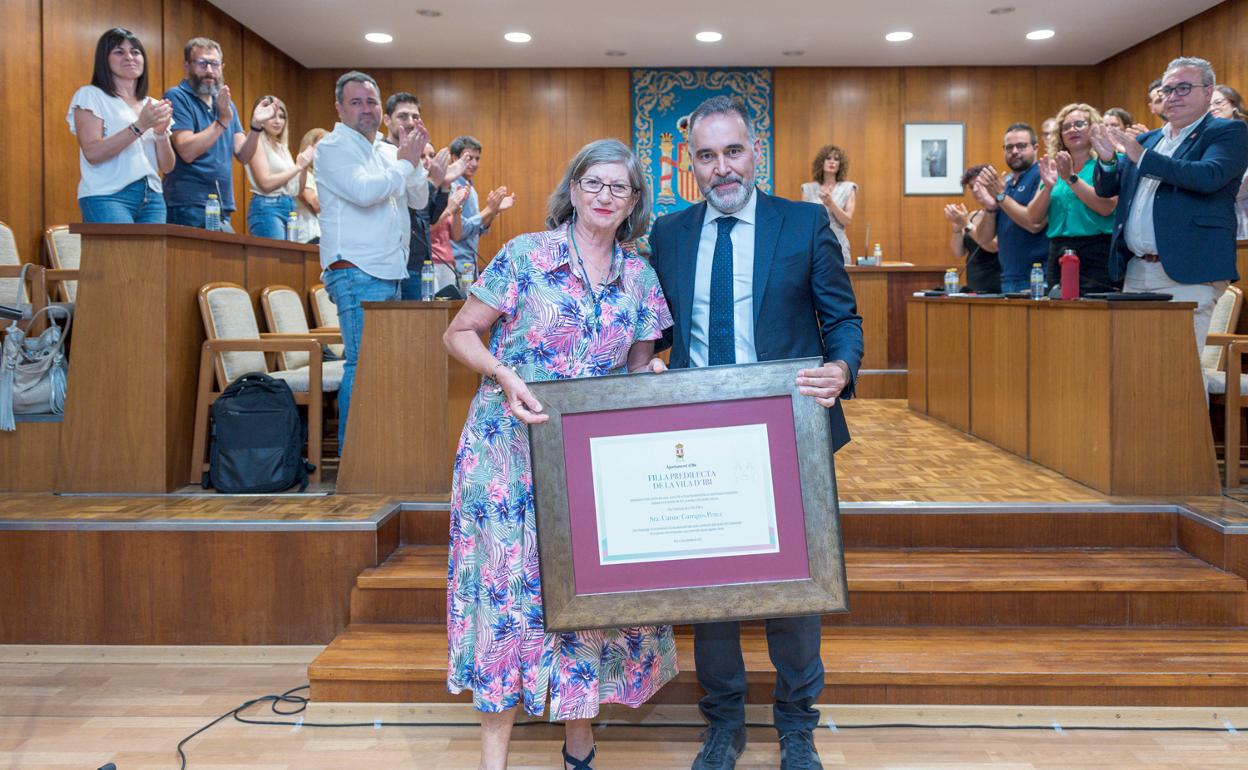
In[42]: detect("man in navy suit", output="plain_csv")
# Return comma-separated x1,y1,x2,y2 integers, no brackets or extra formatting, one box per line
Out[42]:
1092,56,1248,349
647,96,863,770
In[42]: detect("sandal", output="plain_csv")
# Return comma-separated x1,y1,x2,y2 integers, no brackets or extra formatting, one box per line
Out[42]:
561,742,596,770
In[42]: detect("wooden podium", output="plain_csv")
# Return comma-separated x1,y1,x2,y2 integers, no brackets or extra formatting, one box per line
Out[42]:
59,224,320,492
907,296,1220,496
336,301,479,496
846,264,951,398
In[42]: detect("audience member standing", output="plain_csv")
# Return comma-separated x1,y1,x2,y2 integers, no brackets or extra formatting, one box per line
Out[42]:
1092,57,1248,348
1209,85,1248,240
970,123,1050,292
1020,104,1119,294
1148,78,1168,124
449,136,515,274
945,164,1001,293
68,28,175,224
316,71,429,450
800,145,858,264
293,128,327,244
163,37,274,231
245,96,315,239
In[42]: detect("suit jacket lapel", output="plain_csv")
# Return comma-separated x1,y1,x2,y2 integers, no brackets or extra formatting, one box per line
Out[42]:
752,191,782,326
1170,112,1211,162
675,202,706,350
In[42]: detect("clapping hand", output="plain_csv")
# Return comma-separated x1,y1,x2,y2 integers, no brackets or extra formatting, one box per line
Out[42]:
970,180,997,210
449,184,470,209
251,96,279,128
1126,123,1149,138
976,165,1005,197
1053,151,1074,181
1107,126,1144,163
943,202,970,229
498,189,516,212
442,154,467,188
295,144,316,170
1088,124,1118,160
394,123,428,167
215,84,234,124
1038,156,1059,187
426,147,451,187
137,98,173,134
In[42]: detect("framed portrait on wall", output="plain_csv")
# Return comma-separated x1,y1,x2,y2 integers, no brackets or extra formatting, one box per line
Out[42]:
904,122,965,195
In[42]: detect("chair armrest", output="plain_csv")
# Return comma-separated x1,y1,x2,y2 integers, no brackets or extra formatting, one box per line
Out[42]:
261,331,344,344
204,338,322,356
45,269,79,282
1205,333,1248,346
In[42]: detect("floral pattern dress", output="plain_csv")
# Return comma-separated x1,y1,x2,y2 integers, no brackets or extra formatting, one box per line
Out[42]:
446,224,679,720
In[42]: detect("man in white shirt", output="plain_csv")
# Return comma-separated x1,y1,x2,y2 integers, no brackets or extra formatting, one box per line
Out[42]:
1093,56,1248,349
315,70,429,450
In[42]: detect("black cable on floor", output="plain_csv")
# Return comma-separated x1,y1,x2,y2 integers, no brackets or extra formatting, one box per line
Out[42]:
172,683,1244,769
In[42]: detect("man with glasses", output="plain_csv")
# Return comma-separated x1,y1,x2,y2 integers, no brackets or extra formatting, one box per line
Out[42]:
970,123,1050,293
163,37,275,230
1092,56,1248,348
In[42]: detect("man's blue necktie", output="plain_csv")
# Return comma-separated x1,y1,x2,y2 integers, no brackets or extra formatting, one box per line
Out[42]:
708,215,738,366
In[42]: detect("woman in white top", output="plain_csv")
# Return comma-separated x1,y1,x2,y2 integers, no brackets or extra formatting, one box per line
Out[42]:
1209,85,1248,240
245,96,315,239
293,127,328,243
68,28,175,223
800,145,858,264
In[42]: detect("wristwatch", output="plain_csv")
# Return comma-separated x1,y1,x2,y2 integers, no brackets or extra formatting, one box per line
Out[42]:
994,191,1006,203
1067,174,1079,184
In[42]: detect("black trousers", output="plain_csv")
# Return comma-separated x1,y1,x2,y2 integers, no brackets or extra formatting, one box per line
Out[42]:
693,614,824,734
1045,233,1119,295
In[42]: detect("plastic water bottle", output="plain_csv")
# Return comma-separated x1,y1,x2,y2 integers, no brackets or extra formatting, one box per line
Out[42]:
204,194,221,232
944,268,959,295
1029,263,1046,300
420,260,435,301
457,259,475,298
287,211,300,242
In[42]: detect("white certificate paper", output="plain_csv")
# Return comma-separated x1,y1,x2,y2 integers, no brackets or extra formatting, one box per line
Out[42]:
589,424,778,565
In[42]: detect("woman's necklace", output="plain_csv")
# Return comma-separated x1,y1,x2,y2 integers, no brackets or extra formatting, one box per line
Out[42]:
568,223,613,327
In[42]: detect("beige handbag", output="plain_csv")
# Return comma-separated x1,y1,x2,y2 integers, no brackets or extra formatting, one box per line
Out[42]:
0,266,71,431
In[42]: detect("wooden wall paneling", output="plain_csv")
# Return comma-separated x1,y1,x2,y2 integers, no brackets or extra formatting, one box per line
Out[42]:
429,70,502,261
1108,308,1219,495
42,0,166,239
968,303,1029,457
0,0,44,262
848,273,888,370
906,300,927,413
924,301,970,431
0,423,61,492
1100,27,1183,129
240,27,303,181
774,68,902,263
162,0,246,230
1027,304,1112,492
498,69,567,258
1038,67,1104,132
1182,0,1248,101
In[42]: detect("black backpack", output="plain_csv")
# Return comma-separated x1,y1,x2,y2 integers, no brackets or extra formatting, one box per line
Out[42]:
205,372,314,493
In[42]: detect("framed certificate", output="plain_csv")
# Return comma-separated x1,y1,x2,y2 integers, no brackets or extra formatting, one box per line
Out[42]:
529,358,848,632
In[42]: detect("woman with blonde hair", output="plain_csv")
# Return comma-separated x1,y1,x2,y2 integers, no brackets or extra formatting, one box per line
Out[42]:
292,127,328,243
800,145,857,264
245,95,315,239
1021,102,1119,293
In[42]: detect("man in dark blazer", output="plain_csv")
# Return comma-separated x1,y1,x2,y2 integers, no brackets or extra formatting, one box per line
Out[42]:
647,96,863,770
1092,56,1248,349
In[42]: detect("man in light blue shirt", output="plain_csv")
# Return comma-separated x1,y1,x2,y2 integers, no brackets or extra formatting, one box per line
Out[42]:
449,135,514,273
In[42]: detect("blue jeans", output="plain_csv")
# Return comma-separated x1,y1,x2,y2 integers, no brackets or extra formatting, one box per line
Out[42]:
248,194,295,239
322,266,402,450
167,204,236,233
79,179,166,224
1001,276,1029,293
694,615,823,734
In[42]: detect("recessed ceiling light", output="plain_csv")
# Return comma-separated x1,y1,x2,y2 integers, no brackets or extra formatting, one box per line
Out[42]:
885,31,914,42
504,31,531,43
988,6,1015,14
604,50,627,57
695,31,723,43
782,50,805,57
1026,29,1055,40
416,8,442,17
364,32,393,44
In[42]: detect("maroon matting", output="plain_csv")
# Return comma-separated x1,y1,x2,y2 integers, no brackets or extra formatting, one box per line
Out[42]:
559,396,810,595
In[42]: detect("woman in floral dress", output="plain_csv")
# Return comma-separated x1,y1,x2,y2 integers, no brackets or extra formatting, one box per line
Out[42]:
442,139,677,770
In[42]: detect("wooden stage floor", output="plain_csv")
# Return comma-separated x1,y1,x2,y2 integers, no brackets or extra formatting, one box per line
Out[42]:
2,400,1246,528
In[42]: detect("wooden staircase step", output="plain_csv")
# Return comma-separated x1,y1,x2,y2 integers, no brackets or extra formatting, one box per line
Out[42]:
308,623,1248,706
362,545,1245,593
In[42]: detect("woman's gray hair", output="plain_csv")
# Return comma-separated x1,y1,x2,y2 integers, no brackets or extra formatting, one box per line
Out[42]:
1165,56,1216,86
546,139,652,242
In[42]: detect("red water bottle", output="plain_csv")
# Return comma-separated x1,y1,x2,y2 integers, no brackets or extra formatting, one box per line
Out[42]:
1059,248,1080,300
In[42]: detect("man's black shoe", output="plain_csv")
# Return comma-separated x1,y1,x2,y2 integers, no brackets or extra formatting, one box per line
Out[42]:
779,730,823,770
690,726,746,770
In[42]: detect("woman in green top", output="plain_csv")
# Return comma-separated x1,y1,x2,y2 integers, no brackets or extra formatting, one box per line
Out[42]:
1020,103,1120,294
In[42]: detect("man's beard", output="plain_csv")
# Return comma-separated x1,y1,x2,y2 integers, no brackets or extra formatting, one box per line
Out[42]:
191,73,219,97
1006,155,1032,172
700,172,753,214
